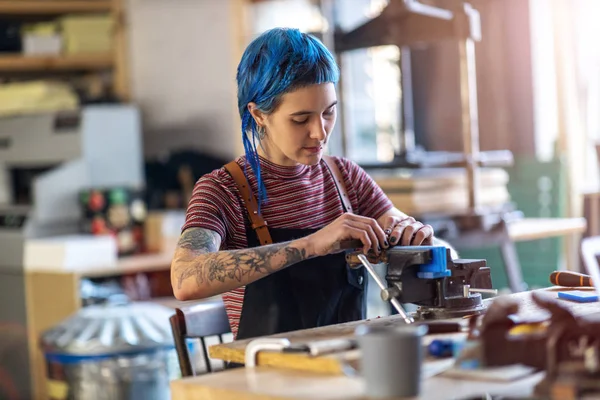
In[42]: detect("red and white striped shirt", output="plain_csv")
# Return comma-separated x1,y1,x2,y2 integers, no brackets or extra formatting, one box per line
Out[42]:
182,155,393,337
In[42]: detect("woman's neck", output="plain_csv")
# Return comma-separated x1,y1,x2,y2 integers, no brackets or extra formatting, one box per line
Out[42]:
256,142,298,167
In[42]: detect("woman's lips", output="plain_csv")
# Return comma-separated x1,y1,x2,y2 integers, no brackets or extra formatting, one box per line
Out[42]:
304,146,322,154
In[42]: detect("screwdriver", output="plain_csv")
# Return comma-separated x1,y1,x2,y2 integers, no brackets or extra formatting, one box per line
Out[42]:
357,254,414,324
550,270,592,287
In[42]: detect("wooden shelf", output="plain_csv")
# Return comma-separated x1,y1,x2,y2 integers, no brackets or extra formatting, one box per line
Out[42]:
80,252,174,278
0,1,112,14
0,53,113,71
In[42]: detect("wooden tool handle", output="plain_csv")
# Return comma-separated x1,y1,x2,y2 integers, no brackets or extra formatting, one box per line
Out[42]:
418,321,462,334
331,239,364,252
550,271,593,287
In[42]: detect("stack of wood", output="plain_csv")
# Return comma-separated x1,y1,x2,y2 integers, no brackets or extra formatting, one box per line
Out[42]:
370,168,510,216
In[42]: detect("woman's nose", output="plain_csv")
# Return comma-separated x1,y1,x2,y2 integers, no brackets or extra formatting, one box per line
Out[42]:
310,119,327,141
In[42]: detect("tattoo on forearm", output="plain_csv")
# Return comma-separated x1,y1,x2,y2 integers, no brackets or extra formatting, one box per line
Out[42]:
175,228,308,290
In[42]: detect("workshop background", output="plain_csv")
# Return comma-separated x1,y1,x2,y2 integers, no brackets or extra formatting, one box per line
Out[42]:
0,0,599,399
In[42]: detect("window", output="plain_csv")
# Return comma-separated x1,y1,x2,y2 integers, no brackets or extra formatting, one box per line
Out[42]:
245,0,403,164
335,0,401,164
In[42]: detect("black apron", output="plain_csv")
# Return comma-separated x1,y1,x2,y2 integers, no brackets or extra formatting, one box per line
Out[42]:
226,159,367,341
235,225,366,340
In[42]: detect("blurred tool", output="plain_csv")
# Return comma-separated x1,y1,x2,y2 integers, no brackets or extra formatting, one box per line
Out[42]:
470,291,600,398
550,270,592,287
420,321,462,334
285,338,356,357
428,339,465,358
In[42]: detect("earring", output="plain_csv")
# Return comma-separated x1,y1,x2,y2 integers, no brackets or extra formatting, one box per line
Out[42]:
257,126,266,140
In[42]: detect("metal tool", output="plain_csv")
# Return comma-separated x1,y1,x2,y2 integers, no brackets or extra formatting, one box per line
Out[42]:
284,338,357,357
347,245,493,320
357,254,414,324
462,285,498,298
244,338,291,367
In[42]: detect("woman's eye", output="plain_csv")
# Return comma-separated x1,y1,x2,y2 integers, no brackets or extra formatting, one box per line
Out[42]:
292,118,308,125
324,107,336,116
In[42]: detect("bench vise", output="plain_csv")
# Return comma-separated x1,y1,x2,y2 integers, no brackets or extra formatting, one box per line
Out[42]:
345,245,495,321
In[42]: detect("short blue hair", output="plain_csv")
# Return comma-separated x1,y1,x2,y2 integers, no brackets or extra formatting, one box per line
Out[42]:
236,27,340,210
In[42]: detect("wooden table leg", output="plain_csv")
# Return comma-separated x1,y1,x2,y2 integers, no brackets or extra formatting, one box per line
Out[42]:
499,235,528,292
443,220,527,293
589,194,599,236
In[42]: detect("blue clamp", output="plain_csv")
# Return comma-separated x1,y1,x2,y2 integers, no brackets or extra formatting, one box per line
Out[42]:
403,245,451,279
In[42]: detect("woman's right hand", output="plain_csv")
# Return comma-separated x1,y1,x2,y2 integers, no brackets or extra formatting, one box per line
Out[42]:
304,213,388,257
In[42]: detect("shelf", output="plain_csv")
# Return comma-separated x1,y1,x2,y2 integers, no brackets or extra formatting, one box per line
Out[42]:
24,251,173,278
81,252,174,278
0,1,112,14
0,53,113,71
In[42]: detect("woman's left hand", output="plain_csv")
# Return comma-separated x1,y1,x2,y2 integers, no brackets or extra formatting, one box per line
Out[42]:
380,216,434,247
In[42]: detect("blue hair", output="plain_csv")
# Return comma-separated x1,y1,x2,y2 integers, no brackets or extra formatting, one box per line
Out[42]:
236,27,340,210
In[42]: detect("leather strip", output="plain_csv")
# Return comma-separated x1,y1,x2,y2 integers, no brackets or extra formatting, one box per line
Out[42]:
224,161,273,245
322,155,354,214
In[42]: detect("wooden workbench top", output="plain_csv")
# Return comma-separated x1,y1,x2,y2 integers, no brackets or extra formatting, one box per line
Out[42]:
171,364,546,400
208,287,600,372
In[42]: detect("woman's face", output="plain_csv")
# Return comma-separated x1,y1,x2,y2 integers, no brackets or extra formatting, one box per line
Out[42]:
249,83,337,166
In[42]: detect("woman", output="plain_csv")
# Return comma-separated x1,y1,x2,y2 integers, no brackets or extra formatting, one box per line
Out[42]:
171,27,448,340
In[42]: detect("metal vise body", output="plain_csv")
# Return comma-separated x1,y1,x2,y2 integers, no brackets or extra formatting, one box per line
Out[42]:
346,246,493,320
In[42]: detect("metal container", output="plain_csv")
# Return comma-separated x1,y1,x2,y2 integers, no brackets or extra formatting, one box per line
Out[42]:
40,297,178,400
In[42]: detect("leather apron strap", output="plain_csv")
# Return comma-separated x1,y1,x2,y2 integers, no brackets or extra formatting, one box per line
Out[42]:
224,161,273,245
322,155,353,214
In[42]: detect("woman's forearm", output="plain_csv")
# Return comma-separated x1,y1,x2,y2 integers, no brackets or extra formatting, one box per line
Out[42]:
171,228,316,300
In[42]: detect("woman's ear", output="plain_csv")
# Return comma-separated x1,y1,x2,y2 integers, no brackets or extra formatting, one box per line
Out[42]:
247,103,267,127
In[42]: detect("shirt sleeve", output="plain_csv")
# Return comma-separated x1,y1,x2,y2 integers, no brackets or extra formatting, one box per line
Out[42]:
337,157,394,220
181,172,231,241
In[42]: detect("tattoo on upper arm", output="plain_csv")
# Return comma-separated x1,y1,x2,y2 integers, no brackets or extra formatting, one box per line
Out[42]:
177,228,220,254
175,240,307,290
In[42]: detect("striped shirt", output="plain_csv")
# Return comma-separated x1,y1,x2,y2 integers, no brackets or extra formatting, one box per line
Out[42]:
182,155,394,337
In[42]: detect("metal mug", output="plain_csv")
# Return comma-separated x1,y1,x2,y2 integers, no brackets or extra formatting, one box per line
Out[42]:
355,324,428,398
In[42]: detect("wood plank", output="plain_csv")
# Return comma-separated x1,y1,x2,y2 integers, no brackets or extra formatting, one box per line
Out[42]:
0,54,113,72
111,0,130,100
208,288,600,372
24,271,80,400
0,1,111,14
509,217,586,242
170,366,545,400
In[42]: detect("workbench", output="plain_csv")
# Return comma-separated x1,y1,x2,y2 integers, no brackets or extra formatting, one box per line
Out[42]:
171,287,600,399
